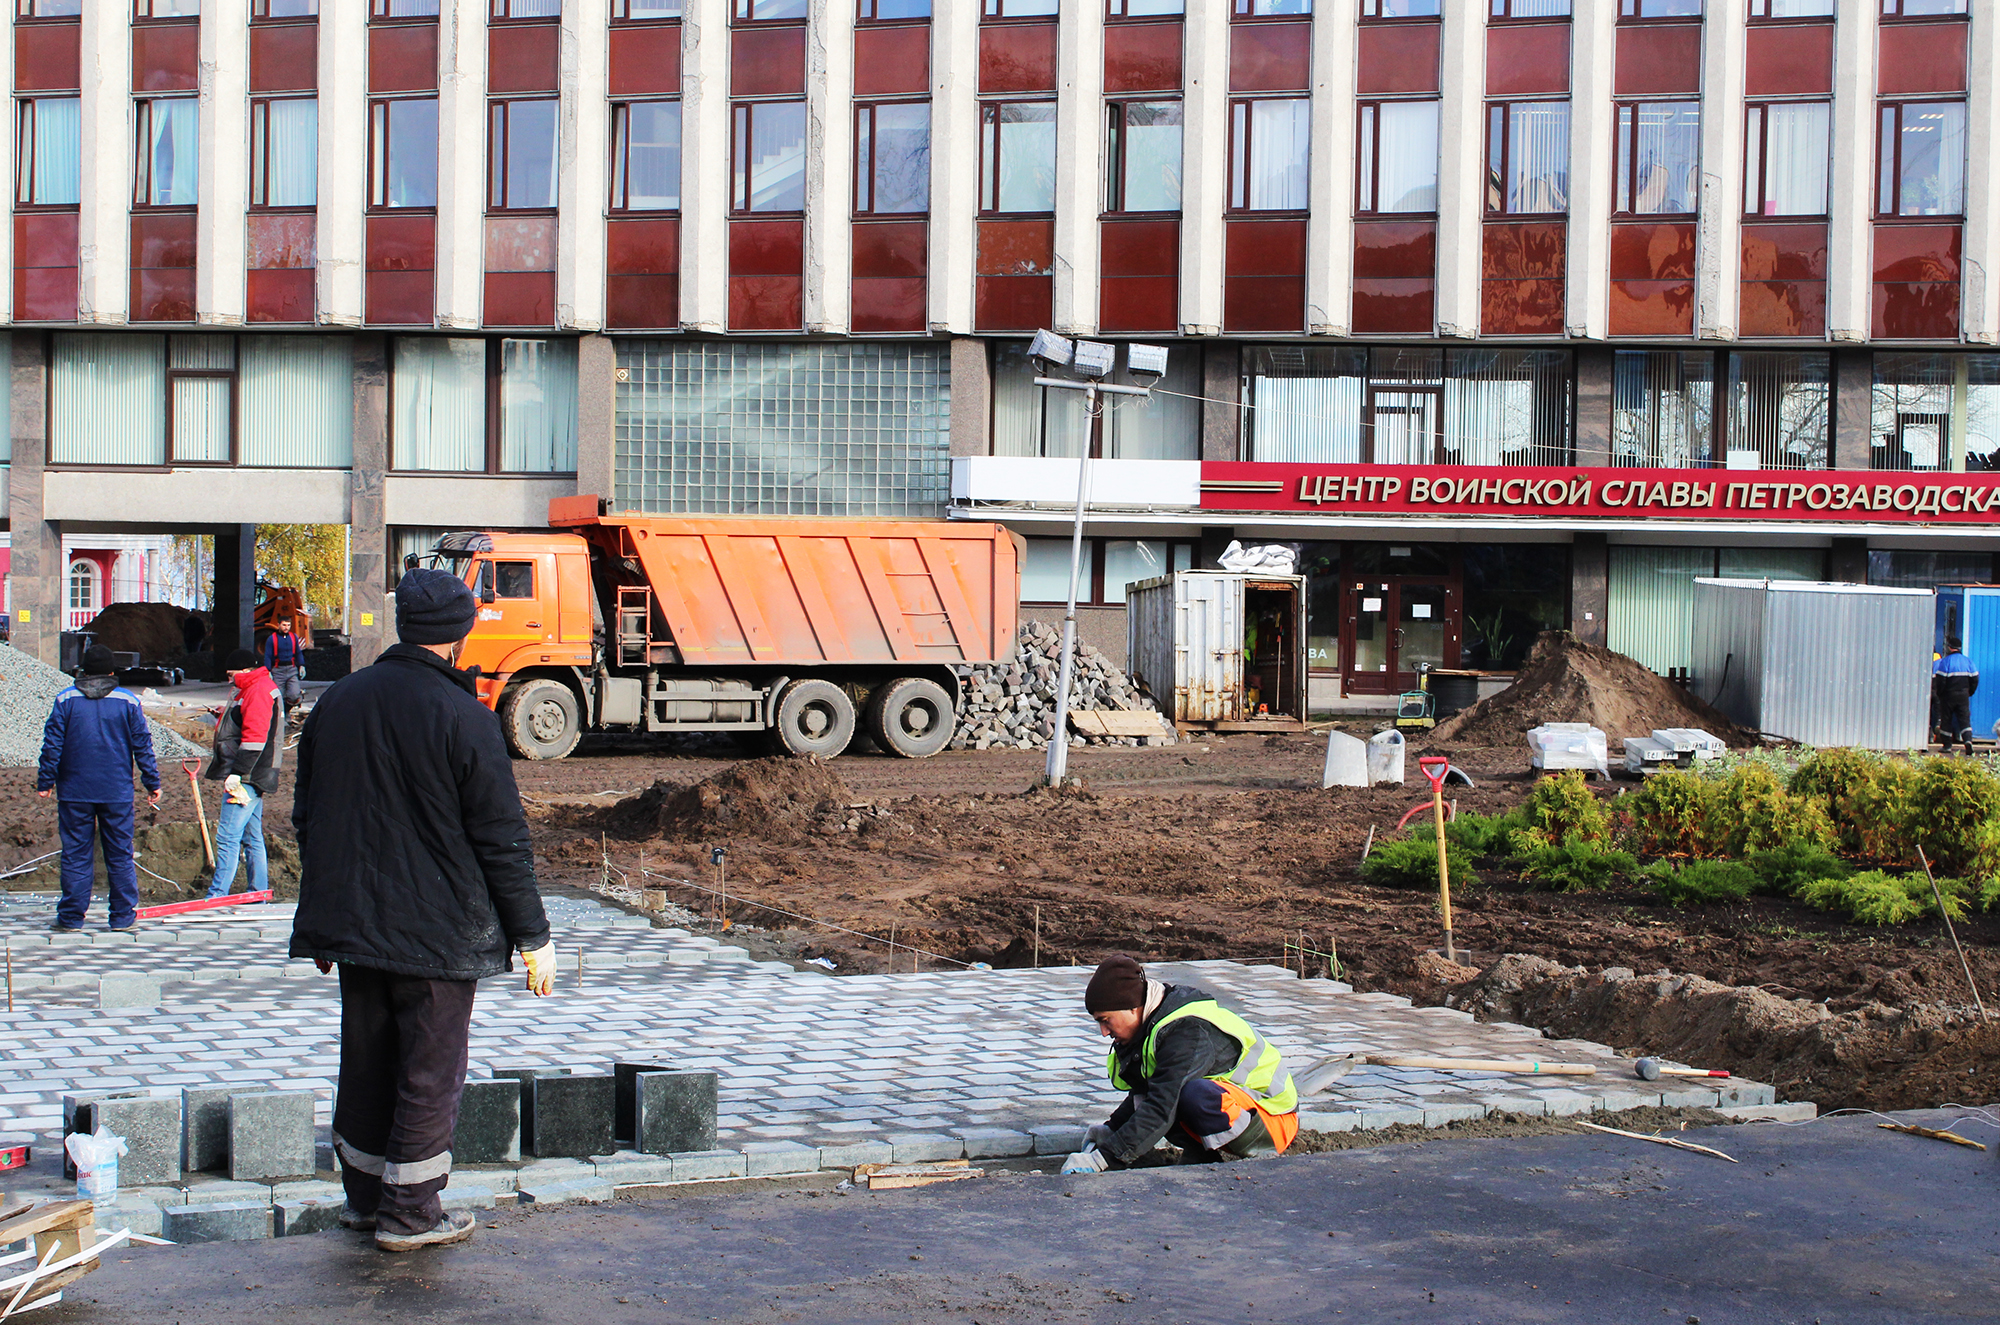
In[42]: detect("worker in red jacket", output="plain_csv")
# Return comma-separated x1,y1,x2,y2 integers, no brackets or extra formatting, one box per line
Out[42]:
201,648,283,899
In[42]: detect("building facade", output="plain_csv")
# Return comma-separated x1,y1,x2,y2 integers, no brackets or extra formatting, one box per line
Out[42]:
0,0,1994,704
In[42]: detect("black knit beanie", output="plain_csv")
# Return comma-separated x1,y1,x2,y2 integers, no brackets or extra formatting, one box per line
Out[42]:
396,567,478,645
81,645,117,675
1085,954,1148,1014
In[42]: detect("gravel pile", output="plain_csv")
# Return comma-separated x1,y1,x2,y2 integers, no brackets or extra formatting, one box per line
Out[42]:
0,642,204,768
951,621,1173,752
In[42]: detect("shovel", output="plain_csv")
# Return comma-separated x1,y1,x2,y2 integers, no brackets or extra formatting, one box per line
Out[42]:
180,758,214,872
1419,755,1457,963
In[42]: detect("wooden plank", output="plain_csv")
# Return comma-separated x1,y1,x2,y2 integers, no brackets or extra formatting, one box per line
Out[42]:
0,1202,92,1247
1068,710,1169,737
854,1161,981,1192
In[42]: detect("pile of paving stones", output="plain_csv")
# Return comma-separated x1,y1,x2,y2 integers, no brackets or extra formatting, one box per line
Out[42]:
951,621,1170,751
0,642,204,767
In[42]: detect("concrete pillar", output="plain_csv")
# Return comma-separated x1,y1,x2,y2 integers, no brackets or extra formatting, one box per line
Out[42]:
1178,0,1227,337
1825,0,1877,344
948,337,989,458
436,0,489,329
1829,537,1868,584
350,334,390,667
1051,0,1102,334
7,335,58,666
1695,0,1745,341
319,0,367,326
1433,4,1486,339
576,333,616,501
805,0,854,334
1566,0,1614,340
200,0,250,327
928,0,977,334
212,525,257,656
1574,347,1613,465
1201,342,1239,462
561,0,610,331
1570,532,1608,648
1306,2,1356,336
680,0,729,333
1965,5,1999,344
1832,346,1871,470
78,4,131,323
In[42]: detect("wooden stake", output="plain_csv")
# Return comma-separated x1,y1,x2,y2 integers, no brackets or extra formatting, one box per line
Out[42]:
1878,1121,1987,1151
1916,846,1990,1024
576,944,583,990
1576,1120,1737,1163
1033,904,1040,969
1328,933,1339,981
1359,824,1375,863
5,939,12,1013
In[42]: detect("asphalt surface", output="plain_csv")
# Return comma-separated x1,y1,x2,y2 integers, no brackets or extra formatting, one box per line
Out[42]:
42,1111,2000,1324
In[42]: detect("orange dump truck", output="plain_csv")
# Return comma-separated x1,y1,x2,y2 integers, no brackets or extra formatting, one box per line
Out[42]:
419,497,1022,759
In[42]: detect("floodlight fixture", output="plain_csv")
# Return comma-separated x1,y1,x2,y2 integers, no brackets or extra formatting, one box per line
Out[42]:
1125,343,1170,384
1028,329,1074,372
1071,340,1117,380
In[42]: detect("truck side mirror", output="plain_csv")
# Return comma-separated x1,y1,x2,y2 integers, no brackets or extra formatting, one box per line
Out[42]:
477,563,496,604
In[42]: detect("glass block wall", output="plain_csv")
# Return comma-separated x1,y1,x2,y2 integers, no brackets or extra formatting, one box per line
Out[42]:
614,341,951,517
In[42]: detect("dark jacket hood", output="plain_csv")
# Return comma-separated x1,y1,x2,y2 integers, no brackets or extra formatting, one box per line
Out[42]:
75,674,117,699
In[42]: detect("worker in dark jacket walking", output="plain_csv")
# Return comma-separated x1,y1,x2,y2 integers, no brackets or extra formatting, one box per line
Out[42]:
1062,955,1299,1175
1934,636,1980,755
261,617,305,720
289,568,555,1253
36,645,162,931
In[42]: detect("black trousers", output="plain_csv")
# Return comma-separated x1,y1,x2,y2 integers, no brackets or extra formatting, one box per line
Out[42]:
332,965,477,1236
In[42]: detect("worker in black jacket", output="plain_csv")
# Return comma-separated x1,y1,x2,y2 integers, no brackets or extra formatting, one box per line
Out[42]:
289,567,556,1253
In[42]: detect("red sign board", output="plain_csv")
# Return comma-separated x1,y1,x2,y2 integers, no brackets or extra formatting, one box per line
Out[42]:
1199,463,2000,524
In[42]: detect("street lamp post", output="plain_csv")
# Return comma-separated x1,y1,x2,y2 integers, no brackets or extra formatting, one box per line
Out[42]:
1027,332,1168,788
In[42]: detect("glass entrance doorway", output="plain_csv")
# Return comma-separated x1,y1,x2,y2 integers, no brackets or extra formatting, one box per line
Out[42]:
1344,576,1459,695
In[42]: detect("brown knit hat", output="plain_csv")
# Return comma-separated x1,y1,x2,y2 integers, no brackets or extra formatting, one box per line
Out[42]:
1084,954,1147,1014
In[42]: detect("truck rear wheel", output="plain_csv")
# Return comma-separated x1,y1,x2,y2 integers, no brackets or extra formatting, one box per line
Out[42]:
772,679,856,758
502,679,582,760
866,678,955,759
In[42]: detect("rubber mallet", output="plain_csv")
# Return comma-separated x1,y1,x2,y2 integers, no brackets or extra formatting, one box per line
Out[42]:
1634,1057,1730,1081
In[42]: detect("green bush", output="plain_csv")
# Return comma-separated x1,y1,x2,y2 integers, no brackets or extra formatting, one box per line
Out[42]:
1643,858,1759,907
1909,758,2000,880
1796,870,1968,926
1790,749,1919,861
1516,840,1638,893
1618,769,1720,858
1512,770,1611,849
1711,763,1836,855
1362,835,1479,891
1981,876,2000,913
1446,809,1528,859
1744,842,1851,897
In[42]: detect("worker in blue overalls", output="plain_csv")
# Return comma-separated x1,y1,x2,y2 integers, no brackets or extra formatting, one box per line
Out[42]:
1933,636,1980,756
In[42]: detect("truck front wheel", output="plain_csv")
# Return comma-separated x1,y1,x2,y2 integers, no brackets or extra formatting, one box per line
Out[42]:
771,679,856,758
866,678,955,759
502,679,582,760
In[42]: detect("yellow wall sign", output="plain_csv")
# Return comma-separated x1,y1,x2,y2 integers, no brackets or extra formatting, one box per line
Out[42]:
16,610,27,622
359,612,374,626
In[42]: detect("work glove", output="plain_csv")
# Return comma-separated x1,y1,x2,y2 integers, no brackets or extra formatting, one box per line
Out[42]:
223,774,252,807
1060,1148,1109,1176
522,940,557,997
315,960,332,975
1084,1124,1114,1150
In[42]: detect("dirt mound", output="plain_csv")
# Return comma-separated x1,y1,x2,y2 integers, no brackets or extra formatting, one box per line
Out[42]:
1444,954,2000,1112
6,821,300,903
603,757,854,843
1430,632,1754,746
82,602,205,662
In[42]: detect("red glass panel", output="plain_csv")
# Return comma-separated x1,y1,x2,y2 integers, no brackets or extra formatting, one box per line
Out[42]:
856,26,929,97
249,24,317,94
1482,279,1564,335
610,24,682,97
14,212,77,269
1740,222,1826,281
730,218,805,277
132,24,199,94
1879,23,1967,96
369,24,438,94
486,217,557,273
1744,23,1831,97
366,270,434,325
131,267,195,323
977,219,1054,276
979,23,1057,94
247,269,314,323
606,273,679,329
1099,217,1178,278
1099,275,1177,333
484,271,555,327
131,213,197,269
366,214,436,272
852,220,927,279
1873,224,1960,282
1609,221,1695,281
1353,220,1436,279
1225,275,1304,332
15,264,78,322
15,24,80,93
1608,280,1694,336
1485,23,1568,98
1739,280,1825,337
1872,282,1959,340
247,214,315,270
852,278,927,334
975,275,1051,331
732,26,805,98
1482,221,1565,279
1356,24,1439,96
1350,280,1432,334
606,217,680,273
1225,217,1307,277
1104,22,1181,95
14,211,77,322
730,275,803,330
1614,25,1699,96
1229,21,1310,93
489,24,559,95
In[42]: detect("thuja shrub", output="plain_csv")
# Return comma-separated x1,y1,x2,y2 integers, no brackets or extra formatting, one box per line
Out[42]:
1797,871,1968,927
1617,769,1720,858
1789,749,1918,861
1362,835,1479,891
1512,770,1612,850
1908,758,2000,880
1642,859,1759,907
1516,840,1639,893
1711,763,1836,855
1744,842,1851,897
1444,809,1527,859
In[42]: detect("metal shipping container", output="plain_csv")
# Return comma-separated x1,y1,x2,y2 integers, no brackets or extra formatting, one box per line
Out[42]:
1127,571,1307,730
1933,586,2000,742
1691,578,1933,749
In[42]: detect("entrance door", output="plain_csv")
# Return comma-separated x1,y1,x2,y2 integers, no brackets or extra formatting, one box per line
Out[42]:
1343,579,1459,694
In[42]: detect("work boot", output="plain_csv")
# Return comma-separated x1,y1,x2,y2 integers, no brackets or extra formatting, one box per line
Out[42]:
337,1206,377,1232
375,1211,475,1253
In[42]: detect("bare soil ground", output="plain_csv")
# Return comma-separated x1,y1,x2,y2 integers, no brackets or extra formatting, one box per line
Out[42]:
8,728,1996,1112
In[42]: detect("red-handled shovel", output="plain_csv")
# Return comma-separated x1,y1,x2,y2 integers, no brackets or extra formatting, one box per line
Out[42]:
1419,755,1456,964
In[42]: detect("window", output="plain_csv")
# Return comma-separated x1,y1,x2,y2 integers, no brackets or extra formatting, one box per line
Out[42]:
491,0,560,16
1878,102,1966,217
1613,350,1714,467
1020,539,1196,605
854,102,931,215
168,335,235,464
392,337,578,474
1491,0,1570,16
1486,100,1569,214
1235,0,1309,13
370,98,439,208
612,0,680,17
735,0,804,16
250,98,317,209
252,0,318,16
860,0,930,15
68,561,99,620
16,98,80,207
611,101,681,211
991,340,1201,460
373,0,440,15
1748,0,1831,16
134,0,199,16
1360,1,1438,17
1871,354,2000,472
1105,100,1182,213
500,338,579,472
239,335,355,467
1620,0,1700,16
1356,100,1438,214
980,101,1056,213
1229,98,1310,211
731,101,806,212
1107,0,1181,15
1614,102,1700,216
1728,351,1828,469
16,1,82,16
984,0,1058,15
134,99,198,207
1743,102,1829,217
1881,0,1966,16
489,99,559,210
494,562,536,598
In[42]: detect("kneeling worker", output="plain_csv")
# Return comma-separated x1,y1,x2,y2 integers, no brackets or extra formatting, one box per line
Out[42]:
1063,955,1298,1174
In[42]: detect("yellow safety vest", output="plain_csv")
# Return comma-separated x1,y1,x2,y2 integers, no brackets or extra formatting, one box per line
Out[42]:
1106,999,1299,1116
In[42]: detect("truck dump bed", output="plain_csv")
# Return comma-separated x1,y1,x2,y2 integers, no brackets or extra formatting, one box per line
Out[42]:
549,501,1021,668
